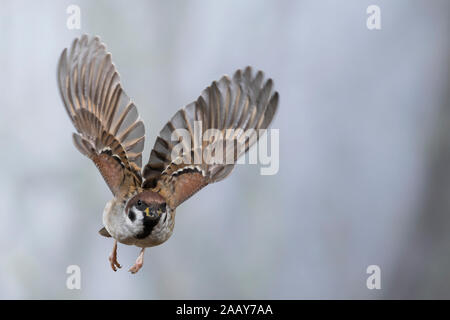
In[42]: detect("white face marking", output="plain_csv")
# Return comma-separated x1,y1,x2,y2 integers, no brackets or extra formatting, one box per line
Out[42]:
125,206,145,234
103,199,138,244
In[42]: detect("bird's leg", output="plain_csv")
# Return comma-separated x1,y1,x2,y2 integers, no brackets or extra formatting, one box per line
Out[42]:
129,248,145,274
108,240,121,271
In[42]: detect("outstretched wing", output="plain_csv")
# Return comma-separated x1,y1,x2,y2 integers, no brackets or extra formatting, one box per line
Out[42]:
143,66,279,209
58,35,145,197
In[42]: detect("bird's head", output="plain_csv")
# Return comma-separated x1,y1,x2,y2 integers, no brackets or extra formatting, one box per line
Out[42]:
125,191,167,239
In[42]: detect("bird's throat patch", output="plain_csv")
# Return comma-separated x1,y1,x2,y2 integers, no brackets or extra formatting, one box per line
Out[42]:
135,215,160,239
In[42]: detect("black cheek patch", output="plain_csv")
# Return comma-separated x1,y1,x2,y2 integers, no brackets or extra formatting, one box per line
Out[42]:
128,210,136,222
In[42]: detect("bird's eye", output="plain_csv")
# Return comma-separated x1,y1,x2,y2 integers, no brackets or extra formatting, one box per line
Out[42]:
137,200,142,206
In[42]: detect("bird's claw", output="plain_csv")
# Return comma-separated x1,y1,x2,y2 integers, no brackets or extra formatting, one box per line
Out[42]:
109,241,121,272
109,254,122,271
128,261,143,274
128,249,145,274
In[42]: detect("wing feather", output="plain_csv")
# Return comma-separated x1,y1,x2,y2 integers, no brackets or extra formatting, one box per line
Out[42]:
58,35,145,196
143,66,279,208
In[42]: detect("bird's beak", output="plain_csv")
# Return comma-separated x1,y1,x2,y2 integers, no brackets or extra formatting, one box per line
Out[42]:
144,207,150,216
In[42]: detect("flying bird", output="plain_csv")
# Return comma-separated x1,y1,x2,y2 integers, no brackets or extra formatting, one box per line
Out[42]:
57,35,279,273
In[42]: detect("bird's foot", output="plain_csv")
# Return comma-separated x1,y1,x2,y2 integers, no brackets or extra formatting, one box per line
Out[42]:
109,254,122,271
129,248,145,274
128,261,142,274
109,241,121,272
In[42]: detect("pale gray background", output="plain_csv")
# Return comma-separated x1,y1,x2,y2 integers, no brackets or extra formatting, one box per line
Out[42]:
0,0,449,299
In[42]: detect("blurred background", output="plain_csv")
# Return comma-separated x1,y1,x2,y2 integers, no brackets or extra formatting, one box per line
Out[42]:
0,0,449,299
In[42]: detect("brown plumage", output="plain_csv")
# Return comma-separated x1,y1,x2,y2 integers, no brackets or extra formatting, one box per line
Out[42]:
57,35,279,273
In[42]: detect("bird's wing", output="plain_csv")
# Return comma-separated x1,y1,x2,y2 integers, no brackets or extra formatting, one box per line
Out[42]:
143,67,279,209
58,35,145,197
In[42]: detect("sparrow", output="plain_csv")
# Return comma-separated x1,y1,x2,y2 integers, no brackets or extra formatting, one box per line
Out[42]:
57,35,279,274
